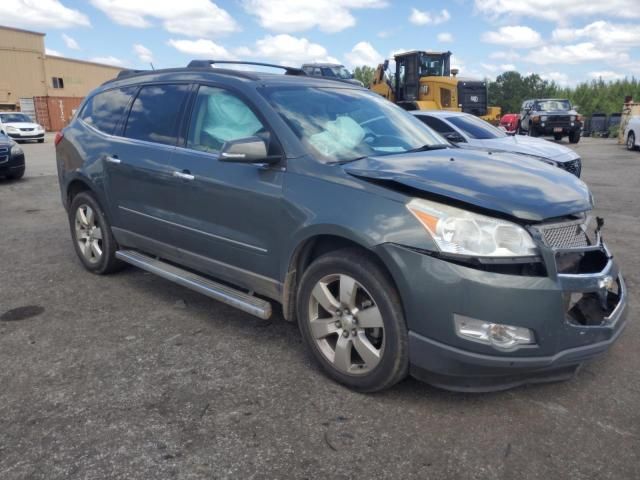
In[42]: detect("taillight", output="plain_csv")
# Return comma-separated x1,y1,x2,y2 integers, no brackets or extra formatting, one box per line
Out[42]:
54,131,64,146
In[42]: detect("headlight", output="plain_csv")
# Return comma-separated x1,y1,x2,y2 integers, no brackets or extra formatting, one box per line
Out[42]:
541,115,548,121
10,144,23,155
570,115,576,121
407,198,538,257
6,126,18,133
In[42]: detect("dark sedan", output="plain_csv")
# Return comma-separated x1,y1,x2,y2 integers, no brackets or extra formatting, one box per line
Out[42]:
0,132,25,180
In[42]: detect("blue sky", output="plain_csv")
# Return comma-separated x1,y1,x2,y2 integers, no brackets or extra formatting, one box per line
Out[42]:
5,0,640,86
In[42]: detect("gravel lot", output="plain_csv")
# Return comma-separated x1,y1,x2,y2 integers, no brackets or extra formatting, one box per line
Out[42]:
1,135,638,479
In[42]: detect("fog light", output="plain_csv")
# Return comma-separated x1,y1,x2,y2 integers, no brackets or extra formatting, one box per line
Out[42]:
454,315,535,351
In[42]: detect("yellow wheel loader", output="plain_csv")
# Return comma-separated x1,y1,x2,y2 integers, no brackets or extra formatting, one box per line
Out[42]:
370,51,501,123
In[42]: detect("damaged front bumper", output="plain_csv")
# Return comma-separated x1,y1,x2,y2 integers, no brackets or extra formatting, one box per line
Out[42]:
376,216,628,392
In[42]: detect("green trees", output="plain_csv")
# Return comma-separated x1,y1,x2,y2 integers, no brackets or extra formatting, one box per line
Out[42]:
488,72,640,116
353,65,376,88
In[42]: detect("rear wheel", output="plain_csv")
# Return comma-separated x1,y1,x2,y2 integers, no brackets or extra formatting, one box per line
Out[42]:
68,191,124,274
569,130,581,144
296,249,408,392
627,132,637,151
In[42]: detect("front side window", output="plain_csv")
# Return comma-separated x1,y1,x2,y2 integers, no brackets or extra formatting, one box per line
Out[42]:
321,68,336,77
417,116,456,135
446,115,506,139
80,86,137,135
124,84,190,145
187,86,267,153
261,86,448,163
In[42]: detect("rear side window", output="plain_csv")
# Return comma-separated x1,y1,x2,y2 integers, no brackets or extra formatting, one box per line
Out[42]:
124,84,190,145
80,86,137,134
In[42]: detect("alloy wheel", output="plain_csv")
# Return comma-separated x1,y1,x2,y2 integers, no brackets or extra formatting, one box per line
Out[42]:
74,204,103,264
307,274,385,375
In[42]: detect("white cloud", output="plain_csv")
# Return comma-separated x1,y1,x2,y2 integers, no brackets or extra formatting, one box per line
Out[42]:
588,71,626,81
482,26,542,48
489,51,520,61
2,0,90,29
437,32,454,43
89,56,126,67
167,39,234,59
525,42,629,64
244,0,387,33
253,34,336,64
552,21,640,47
474,0,640,22
481,63,517,73
344,41,383,67
540,72,571,86
62,33,80,50
45,48,62,56
133,44,153,63
90,0,239,37
409,8,450,26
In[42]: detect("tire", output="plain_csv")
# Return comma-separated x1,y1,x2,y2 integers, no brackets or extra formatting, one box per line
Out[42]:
38,139,44,143
554,133,563,141
7,167,25,180
296,248,408,392
68,191,124,274
627,132,637,151
528,127,539,137
569,130,581,144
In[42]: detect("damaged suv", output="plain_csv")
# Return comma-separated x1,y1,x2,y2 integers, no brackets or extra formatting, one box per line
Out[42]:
56,61,627,392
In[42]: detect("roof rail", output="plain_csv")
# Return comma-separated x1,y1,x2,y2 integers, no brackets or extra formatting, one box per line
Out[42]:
187,60,306,76
116,69,147,79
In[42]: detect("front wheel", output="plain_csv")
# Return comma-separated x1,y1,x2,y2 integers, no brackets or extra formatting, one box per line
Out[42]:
528,127,539,137
569,130,581,144
296,249,408,392
38,139,44,143
554,133,563,141
68,191,124,274
627,132,637,151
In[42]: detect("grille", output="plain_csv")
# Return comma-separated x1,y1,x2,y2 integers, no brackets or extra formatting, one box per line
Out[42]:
541,223,589,249
560,158,581,177
546,115,570,124
20,128,34,132
0,147,7,164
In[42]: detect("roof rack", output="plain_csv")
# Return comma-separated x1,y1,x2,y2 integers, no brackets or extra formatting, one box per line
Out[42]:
116,69,147,79
187,60,307,76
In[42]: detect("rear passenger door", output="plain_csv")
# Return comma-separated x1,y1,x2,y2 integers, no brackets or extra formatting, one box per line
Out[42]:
164,84,285,295
104,83,191,247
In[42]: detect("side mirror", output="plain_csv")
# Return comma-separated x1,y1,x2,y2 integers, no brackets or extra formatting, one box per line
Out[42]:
444,132,465,143
219,136,278,164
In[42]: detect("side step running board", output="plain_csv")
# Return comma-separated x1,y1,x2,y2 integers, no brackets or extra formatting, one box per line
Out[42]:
116,250,272,319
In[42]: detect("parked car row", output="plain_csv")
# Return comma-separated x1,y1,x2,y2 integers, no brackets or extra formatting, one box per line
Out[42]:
55,60,626,393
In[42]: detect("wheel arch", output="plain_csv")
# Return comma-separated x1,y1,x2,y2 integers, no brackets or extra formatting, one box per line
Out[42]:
281,231,401,323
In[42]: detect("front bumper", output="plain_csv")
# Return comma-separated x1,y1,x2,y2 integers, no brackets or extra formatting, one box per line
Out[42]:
0,152,25,176
7,131,44,139
377,237,628,392
534,124,580,135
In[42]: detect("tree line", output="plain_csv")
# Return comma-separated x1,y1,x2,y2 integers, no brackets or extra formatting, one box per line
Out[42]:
352,65,639,118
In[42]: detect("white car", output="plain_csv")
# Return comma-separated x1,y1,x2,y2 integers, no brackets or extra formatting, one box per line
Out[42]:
412,110,582,177
0,112,45,143
623,115,639,151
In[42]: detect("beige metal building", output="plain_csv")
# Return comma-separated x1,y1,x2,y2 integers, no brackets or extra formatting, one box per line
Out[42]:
0,25,123,130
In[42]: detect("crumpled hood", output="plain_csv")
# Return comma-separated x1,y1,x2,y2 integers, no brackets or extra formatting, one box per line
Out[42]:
344,149,592,222
465,135,579,162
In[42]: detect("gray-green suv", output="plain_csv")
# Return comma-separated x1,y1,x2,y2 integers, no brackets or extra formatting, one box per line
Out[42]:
56,61,627,392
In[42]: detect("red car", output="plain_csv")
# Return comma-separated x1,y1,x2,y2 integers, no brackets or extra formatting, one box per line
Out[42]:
499,113,519,134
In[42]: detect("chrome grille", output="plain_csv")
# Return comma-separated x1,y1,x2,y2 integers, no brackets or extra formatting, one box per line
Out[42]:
541,223,589,249
560,158,581,177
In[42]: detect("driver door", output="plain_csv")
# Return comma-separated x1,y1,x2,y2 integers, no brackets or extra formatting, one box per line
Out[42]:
164,85,286,291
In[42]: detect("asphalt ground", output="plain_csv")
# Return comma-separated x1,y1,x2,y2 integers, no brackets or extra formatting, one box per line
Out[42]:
0,135,638,479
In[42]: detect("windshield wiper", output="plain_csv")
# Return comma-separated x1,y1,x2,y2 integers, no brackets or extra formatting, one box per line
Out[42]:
328,156,369,165
405,144,450,153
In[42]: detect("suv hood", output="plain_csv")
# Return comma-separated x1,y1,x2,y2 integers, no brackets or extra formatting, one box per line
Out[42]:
344,149,591,222
463,135,579,162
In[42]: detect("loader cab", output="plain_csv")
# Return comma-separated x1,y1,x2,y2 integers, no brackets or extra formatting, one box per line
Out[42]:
394,51,451,103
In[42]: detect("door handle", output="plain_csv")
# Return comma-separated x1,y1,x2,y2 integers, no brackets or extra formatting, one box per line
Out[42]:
105,155,121,164
172,170,195,181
